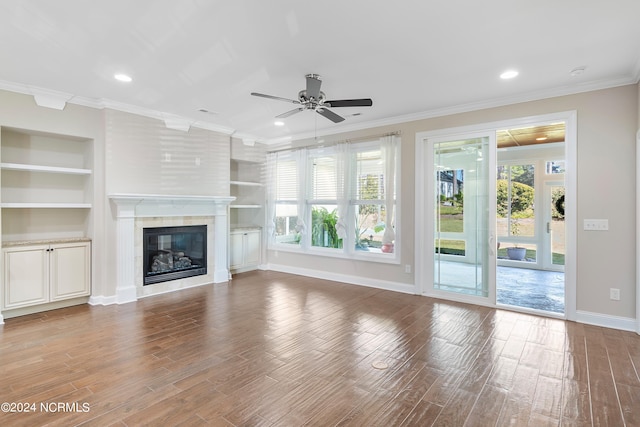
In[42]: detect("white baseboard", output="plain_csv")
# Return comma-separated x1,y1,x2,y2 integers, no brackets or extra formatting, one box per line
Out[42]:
576,310,637,332
90,268,638,335
88,295,118,306
266,263,416,295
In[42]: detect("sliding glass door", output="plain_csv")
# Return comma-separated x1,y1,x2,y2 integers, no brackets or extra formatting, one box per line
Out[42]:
416,112,576,319
430,133,496,300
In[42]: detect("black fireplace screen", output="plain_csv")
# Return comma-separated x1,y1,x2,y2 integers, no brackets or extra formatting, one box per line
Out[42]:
143,225,207,285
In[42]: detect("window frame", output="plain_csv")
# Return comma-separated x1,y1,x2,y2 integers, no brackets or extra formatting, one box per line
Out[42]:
267,138,400,264
271,152,302,247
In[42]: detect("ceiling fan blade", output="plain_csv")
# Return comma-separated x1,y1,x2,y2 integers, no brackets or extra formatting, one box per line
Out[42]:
305,74,322,100
317,107,345,123
325,98,373,108
276,108,304,119
251,92,300,104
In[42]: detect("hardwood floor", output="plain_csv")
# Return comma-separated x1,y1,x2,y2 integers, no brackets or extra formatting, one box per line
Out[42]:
1,270,639,426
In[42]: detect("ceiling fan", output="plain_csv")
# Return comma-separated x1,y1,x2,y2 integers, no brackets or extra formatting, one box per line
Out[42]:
251,74,373,123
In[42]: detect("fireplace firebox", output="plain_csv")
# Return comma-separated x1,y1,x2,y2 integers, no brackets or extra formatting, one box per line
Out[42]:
143,225,207,285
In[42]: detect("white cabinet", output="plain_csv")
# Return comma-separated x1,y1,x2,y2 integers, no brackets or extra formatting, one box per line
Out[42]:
3,240,91,310
230,229,261,273
3,244,49,308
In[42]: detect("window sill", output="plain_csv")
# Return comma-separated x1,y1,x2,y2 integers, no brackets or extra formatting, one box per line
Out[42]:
268,243,399,265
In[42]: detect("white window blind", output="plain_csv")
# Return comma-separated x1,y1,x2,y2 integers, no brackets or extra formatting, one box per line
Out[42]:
311,155,337,200
276,158,297,201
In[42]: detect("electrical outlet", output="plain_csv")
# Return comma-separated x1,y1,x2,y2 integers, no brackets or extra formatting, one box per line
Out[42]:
610,288,620,301
405,264,412,274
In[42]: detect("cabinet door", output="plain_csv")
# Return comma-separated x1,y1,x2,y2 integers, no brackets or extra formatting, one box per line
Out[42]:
50,242,91,301
229,232,244,269
3,245,49,309
244,230,261,266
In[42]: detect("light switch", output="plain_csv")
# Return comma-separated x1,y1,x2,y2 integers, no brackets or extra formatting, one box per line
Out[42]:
583,219,609,231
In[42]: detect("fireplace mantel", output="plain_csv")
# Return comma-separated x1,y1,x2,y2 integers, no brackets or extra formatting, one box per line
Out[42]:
108,194,235,304
109,193,235,218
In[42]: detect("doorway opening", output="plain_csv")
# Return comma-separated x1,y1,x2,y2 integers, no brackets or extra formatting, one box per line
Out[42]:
495,123,566,314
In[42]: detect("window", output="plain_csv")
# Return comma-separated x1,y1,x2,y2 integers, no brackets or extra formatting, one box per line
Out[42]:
497,164,535,238
309,151,342,249
267,136,399,261
353,148,386,251
545,160,566,174
497,163,536,262
271,153,300,245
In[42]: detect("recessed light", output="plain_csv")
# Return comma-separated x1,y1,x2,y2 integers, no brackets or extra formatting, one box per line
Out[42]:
114,73,132,83
500,70,519,79
274,121,285,126
536,137,548,141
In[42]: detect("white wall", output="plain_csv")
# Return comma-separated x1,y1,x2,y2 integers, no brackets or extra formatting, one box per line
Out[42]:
268,84,639,321
105,109,230,196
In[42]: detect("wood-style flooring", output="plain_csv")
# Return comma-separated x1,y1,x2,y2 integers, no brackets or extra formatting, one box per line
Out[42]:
1,270,639,426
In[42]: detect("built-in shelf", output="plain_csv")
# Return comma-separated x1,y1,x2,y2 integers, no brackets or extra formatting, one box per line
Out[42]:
1,162,92,175
230,204,262,209
1,203,92,209
229,145,264,262
230,180,264,187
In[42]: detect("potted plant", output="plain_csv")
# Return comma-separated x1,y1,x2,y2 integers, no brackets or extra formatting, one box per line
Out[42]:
506,218,526,261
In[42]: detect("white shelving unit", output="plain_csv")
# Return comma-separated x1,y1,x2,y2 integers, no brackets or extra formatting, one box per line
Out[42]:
0,162,92,175
230,205,262,209
1,127,93,319
229,158,265,229
0,127,93,241
229,142,265,273
230,180,262,187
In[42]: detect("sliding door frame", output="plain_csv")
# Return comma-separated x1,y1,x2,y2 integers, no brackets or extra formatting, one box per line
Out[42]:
415,111,577,320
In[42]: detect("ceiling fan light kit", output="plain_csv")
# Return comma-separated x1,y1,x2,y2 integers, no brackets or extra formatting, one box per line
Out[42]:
251,74,373,124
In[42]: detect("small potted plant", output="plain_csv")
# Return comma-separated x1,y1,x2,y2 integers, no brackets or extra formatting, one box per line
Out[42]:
506,218,526,261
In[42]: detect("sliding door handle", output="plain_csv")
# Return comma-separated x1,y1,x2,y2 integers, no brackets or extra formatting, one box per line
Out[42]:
489,234,495,256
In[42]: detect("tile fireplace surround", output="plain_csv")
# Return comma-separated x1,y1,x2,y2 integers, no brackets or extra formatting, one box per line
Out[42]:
108,194,234,302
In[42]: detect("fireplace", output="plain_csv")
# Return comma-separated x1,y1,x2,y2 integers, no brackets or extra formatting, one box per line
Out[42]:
143,225,207,285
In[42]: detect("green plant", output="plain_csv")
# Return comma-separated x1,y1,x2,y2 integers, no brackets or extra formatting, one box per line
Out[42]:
510,218,521,248
496,179,534,218
552,187,565,219
311,207,342,248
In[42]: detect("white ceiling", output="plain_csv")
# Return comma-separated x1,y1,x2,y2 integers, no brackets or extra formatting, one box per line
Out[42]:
1,1,639,144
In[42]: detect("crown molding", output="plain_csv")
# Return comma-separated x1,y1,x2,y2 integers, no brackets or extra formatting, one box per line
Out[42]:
1,72,636,144
633,57,640,84
0,80,235,135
